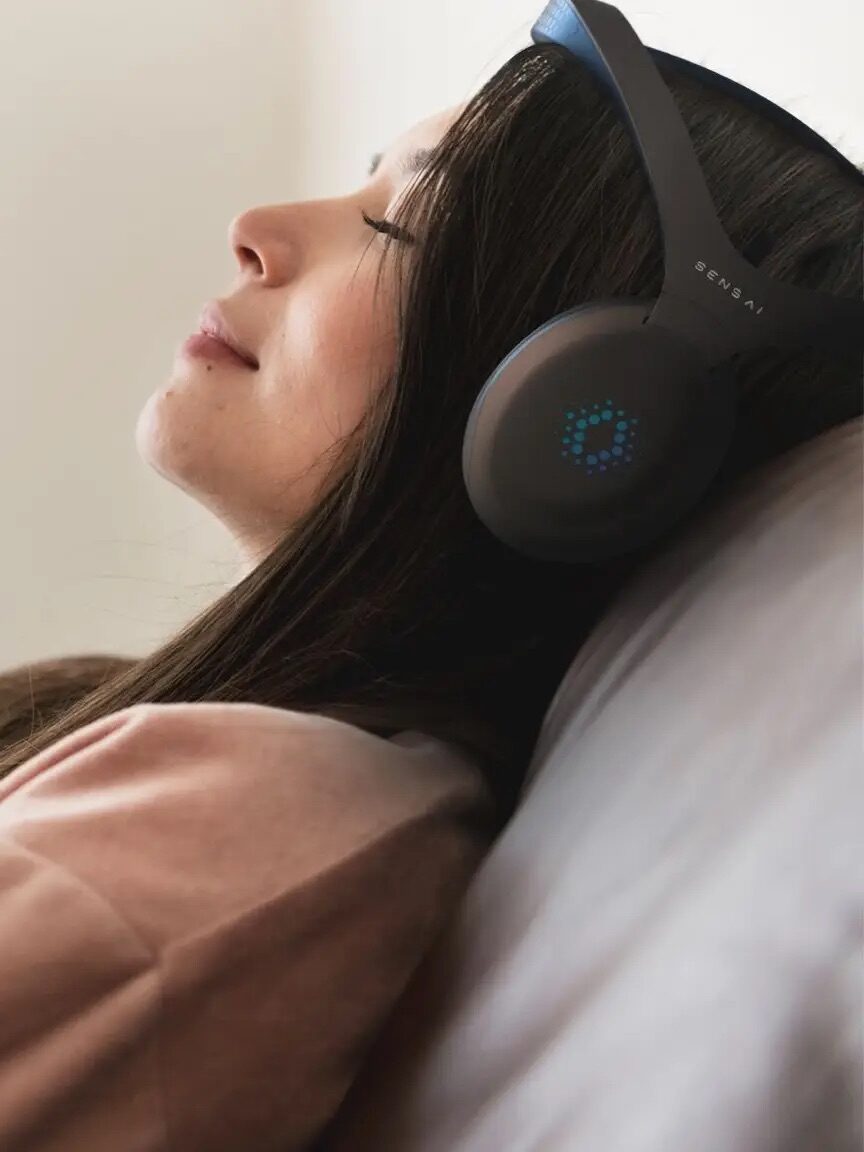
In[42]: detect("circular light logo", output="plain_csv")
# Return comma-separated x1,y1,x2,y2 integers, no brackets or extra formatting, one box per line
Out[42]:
560,401,640,476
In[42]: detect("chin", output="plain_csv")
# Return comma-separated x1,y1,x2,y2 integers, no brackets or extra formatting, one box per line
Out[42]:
134,393,198,492
134,394,171,473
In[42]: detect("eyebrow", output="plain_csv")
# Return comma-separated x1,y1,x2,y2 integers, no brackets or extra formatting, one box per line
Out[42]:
368,147,433,179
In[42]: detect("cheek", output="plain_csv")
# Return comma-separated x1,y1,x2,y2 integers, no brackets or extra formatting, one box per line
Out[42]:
270,271,398,455
306,269,399,384
257,270,400,504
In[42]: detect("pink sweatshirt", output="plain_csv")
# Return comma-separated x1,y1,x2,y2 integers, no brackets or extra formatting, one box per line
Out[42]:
0,701,496,1151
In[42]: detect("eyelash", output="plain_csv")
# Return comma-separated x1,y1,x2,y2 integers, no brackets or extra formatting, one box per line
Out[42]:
361,210,414,245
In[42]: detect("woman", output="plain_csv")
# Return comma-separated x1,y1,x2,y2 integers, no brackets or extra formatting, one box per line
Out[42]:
0,46,861,823
0,34,860,1151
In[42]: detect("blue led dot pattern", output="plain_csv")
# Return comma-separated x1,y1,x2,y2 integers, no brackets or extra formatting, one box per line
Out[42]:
560,400,640,476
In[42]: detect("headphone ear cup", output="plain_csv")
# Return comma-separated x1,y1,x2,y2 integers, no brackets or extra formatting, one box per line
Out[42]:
462,298,738,563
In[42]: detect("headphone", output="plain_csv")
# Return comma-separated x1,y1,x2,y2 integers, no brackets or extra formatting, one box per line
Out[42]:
461,0,864,564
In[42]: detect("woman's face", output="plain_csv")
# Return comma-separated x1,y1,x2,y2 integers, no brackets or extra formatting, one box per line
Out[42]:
136,104,461,569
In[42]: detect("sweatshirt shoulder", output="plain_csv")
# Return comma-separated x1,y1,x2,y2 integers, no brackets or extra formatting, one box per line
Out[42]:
0,701,496,930
0,700,492,810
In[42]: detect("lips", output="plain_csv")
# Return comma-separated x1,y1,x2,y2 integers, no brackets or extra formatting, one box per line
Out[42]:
196,302,259,369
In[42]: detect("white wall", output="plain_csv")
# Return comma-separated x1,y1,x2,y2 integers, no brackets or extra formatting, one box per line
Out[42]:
1,0,860,666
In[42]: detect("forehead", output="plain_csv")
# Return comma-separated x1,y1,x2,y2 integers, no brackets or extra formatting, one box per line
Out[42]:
386,104,465,165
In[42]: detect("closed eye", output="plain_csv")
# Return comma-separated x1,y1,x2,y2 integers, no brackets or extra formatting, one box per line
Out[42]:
361,210,416,246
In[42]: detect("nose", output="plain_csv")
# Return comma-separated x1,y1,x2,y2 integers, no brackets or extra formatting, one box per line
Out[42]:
228,204,298,286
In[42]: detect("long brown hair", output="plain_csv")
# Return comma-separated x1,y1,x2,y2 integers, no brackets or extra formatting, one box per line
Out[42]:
1,45,861,828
